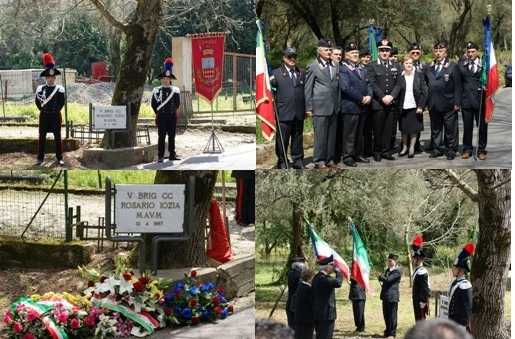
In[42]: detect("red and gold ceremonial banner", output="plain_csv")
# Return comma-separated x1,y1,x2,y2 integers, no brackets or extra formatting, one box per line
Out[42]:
191,33,225,103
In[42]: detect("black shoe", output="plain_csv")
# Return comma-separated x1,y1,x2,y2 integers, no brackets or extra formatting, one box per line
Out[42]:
429,150,443,158
157,158,164,163
382,153,396,160
355,156,370,163
343,158,357,167
170,154,181,161
374,154,382,162
35,159,43,166
292,161,304,169
447,152,455,160
408,153,414,159
277,162,288,169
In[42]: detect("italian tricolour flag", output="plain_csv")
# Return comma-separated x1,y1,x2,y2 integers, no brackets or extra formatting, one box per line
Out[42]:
307,223,350,281
481,16,500,123
351,224,371,291
255,20,276,141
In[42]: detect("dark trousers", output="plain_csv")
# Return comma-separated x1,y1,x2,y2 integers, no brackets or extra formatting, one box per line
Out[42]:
314,320,335,339
156,113,177,159
275,119,304,167
295,322,315,339
313,114,337,164
429,109,458,154
413,300,428,321
363,110,374,156
38,113,63,161
390,105,401,149
372,106,394,155
352,300,365,331
382,301,398,337
356,110,371,157
287,310,295,329
462,107,488,153
341,114,360,161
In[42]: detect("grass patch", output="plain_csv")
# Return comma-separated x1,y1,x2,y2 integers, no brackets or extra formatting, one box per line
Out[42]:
256,250,511,338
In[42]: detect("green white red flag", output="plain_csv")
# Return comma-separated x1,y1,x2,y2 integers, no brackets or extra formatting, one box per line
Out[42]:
307,223,350,281
255,20,276,141
351,224,371,291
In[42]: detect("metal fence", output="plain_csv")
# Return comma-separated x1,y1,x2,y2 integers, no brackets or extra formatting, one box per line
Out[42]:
0,171,67,239
192,52,255,113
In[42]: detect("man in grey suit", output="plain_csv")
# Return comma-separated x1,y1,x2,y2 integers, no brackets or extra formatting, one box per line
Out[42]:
305,39,340,169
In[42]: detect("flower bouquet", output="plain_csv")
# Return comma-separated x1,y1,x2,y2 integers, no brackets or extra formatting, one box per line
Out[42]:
80,265,172,337
161,271,234,327
3,294,93,339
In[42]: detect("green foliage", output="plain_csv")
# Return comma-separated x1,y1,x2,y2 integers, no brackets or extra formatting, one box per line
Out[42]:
256,170,479,271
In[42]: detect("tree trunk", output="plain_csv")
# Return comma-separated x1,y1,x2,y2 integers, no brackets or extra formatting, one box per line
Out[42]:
94,0,162,148
291,203,305,260
151,170,218,268
108,27,122,81
470,169,510,339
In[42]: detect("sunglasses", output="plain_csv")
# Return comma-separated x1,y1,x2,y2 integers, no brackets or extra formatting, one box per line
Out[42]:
411,51,421,55
379,49,390,52
286,55,297,60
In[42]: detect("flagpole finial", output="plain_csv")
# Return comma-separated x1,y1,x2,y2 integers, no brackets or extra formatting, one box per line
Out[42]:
487,4,492,15
368,18,375,25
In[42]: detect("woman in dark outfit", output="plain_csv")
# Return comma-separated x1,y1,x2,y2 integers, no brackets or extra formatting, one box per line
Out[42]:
392,56,428,158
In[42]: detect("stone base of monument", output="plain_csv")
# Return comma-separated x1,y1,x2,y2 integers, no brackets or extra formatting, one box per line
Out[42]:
0,138,81,154
82,144,157,168
155,254,255,300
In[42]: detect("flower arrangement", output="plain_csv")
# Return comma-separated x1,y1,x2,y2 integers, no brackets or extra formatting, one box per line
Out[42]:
3,268,234,338
161,271,234,326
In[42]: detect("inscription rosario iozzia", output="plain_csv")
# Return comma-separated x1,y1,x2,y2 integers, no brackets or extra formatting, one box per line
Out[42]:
115,185,185,233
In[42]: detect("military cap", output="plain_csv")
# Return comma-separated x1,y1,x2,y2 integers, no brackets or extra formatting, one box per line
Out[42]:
465,41,479,50
388,253,399,261
454,243,475,272
433,41,448,49
377,39,393,49
317,255,334,265
283,47,298,57
318,38,333,48
408,42,422,52
344,42,359,52
359,47,370,57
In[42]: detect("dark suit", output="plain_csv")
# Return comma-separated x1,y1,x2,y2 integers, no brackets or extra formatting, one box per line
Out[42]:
459,58,487,154
286,267,302,328
348,279,366,332
271,64,306,167
448,277,473,328
379,267,401,337
391,71,428,135
424,59,462,154
312,270,343,339
305,58,340,165
412,266,431,321
367,59,401,156
294,281,315,339
338,60,373,162
35,84,65,162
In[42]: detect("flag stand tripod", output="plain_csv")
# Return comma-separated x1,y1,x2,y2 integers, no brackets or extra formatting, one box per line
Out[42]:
203,102,224,153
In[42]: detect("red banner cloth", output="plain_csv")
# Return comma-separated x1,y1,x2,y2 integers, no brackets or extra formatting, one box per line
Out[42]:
191,35,225,103
207,199,233,263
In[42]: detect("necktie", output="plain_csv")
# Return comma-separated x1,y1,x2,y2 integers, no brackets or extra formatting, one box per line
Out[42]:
290,68,296,86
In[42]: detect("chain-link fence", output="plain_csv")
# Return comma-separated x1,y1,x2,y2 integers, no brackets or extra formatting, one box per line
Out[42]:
0,175,67,239
192,52,255,113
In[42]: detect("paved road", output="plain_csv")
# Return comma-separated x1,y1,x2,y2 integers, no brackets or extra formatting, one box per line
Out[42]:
146,306,255,339
259,87,512,169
